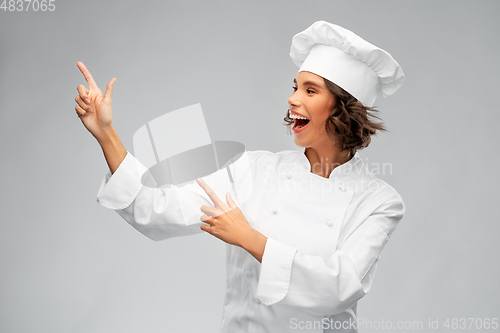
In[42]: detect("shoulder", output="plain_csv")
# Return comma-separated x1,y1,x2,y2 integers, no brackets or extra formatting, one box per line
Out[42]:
351,160,405,212
232,149,302,178
346,165,406,237
244,149,298,158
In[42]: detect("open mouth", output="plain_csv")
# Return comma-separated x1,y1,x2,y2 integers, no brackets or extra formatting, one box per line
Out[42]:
289,110,310,131
293,118,310,129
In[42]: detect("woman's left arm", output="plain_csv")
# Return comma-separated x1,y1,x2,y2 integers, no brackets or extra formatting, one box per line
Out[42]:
196,179,405,317
254,193,406,317
196,178,268,262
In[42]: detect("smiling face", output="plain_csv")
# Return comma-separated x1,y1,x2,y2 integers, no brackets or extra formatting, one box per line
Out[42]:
287,71,336,150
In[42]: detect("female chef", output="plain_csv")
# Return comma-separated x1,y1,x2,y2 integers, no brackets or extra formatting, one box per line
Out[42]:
74,21,406,332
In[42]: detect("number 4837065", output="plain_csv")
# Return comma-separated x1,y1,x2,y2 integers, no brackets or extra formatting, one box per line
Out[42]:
1,0,56,11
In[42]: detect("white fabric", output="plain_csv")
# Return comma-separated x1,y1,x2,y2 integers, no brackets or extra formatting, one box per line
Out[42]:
299,44,380,107
289,21,405,107
97,148,406,332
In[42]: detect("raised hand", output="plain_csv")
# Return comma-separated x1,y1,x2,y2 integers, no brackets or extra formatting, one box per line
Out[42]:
74,61,116,140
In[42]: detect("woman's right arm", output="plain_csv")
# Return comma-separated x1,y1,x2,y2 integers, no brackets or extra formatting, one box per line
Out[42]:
95,151,210,240
74,62,238,241
74,61,125,175
94,150,238,241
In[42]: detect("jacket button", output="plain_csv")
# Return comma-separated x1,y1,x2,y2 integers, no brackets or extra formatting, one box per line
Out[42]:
273,208,278,214
325,219,333,226
287,173,292,179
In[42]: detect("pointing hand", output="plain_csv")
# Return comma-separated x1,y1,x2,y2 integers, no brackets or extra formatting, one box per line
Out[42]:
74,61,116,139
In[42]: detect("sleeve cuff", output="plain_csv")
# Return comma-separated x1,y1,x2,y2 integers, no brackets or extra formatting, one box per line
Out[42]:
255,238,297,306
96,152,149,210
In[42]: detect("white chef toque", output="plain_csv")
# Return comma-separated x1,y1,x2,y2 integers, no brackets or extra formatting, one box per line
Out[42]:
289,21,404,107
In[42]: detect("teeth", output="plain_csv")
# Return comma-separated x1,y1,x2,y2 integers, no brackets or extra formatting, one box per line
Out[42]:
289,112,309,120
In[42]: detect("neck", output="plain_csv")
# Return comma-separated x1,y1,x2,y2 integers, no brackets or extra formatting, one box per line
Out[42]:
305,145,352,178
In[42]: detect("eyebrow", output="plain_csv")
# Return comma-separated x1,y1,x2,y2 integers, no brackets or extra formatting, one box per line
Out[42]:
293,78,323,89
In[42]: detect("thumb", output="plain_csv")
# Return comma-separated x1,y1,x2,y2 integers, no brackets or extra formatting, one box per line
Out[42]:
226,192,238,210
103,77,117,104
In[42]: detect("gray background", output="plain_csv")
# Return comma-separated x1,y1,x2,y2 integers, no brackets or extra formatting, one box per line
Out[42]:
1,0,499,332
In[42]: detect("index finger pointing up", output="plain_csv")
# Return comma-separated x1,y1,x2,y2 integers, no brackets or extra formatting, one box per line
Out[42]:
77,61,98,90
196,178,225,208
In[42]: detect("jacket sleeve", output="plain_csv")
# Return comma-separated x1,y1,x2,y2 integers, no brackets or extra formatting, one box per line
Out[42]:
96,151,237,241
254,192,406,316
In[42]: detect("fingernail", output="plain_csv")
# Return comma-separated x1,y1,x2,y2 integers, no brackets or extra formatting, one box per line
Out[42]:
88,108,92,112
196,178,201,183
84,99,90,105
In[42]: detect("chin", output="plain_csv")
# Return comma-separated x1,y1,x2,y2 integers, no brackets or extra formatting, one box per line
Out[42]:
293,137,308,148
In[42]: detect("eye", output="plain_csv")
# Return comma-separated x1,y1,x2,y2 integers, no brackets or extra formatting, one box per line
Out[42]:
292,86,297,92
307,89,316,94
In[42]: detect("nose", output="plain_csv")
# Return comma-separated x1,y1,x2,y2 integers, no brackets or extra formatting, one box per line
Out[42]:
287,92,301,108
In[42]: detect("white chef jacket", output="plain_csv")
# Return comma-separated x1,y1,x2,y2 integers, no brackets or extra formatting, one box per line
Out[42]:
96,148,405,333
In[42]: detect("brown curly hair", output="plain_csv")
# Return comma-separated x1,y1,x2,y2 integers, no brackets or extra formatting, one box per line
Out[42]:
283,78,387,157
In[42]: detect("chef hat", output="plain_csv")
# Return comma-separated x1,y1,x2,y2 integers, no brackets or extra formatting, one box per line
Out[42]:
289,21,404,107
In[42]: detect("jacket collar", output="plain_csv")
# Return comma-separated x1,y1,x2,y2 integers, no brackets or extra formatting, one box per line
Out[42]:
297,147,362,180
